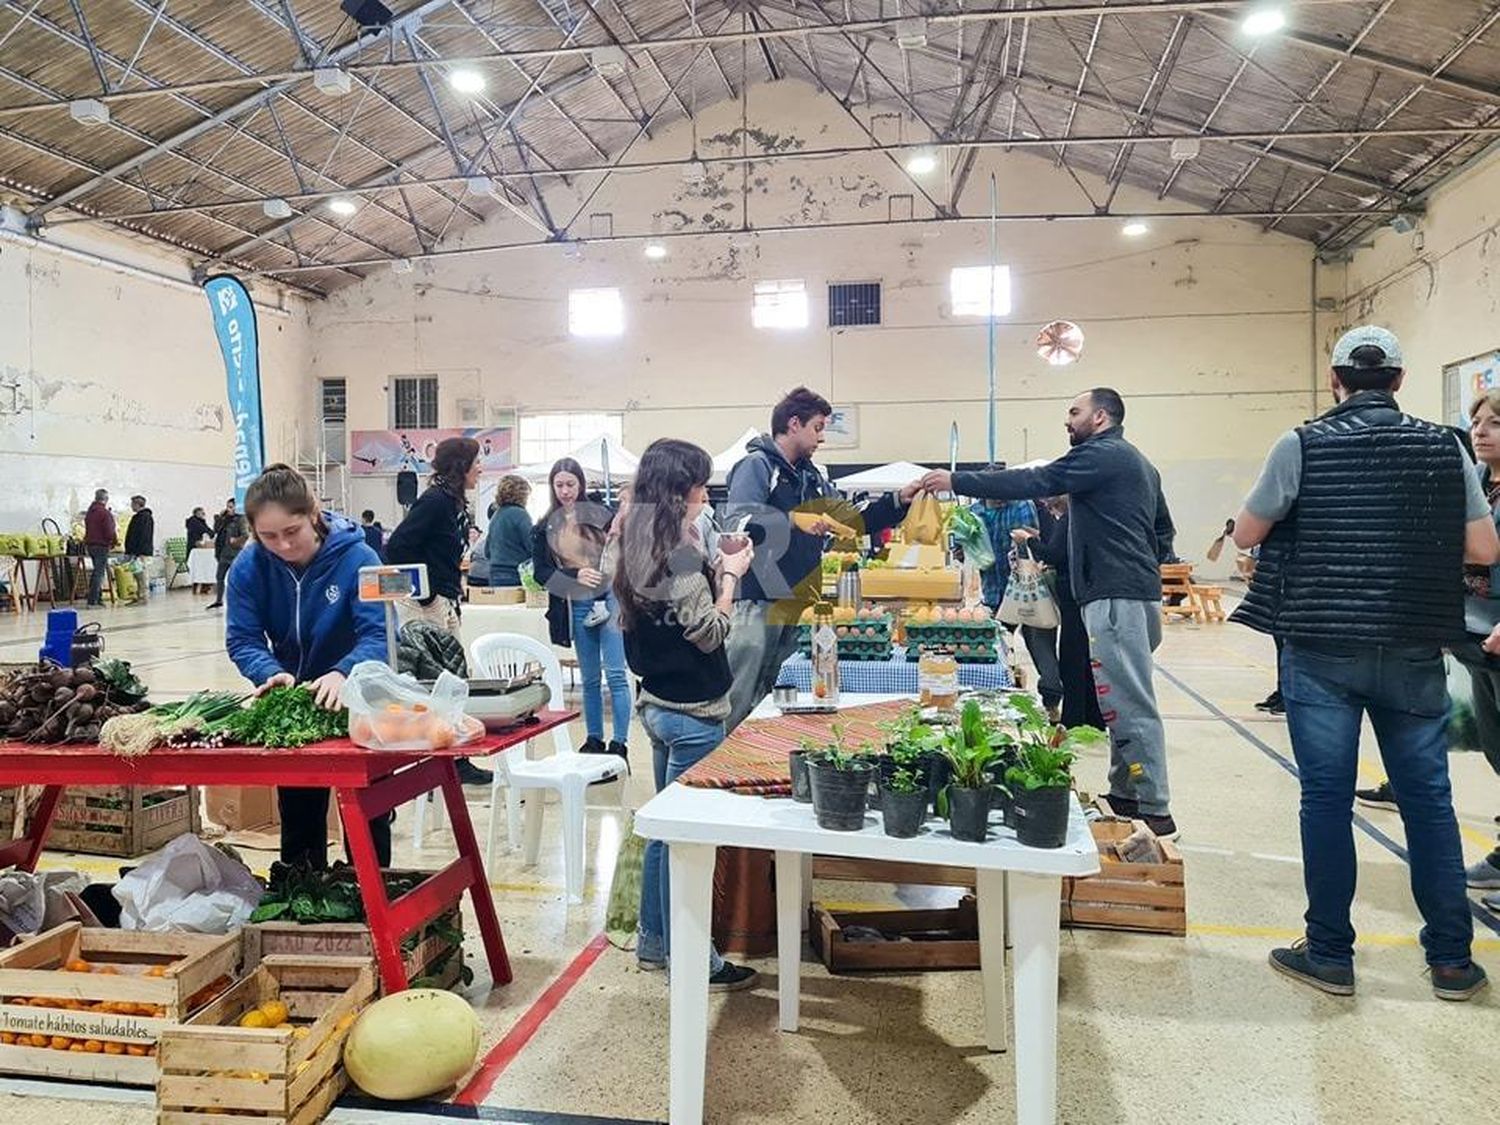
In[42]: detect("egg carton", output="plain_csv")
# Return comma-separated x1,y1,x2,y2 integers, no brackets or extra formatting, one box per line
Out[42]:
798,621,893,642
905,623,999,646
798,638,894,662
903,644,999,664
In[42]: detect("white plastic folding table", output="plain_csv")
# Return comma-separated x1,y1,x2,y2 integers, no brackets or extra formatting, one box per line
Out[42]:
635,742,1099,1125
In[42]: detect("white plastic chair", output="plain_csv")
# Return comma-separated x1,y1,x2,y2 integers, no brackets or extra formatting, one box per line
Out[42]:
469,632,626,904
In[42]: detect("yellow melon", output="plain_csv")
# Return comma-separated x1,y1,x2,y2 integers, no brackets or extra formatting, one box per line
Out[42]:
342,990,480,1101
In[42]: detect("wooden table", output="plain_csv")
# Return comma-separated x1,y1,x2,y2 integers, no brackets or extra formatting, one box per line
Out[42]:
635,784,1099,1125
0,711,575,992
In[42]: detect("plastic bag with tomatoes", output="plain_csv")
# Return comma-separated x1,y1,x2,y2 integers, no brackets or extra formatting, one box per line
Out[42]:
341,661,482,751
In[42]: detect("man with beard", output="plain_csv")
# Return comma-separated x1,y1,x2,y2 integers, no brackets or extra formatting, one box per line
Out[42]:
905,388,1178,837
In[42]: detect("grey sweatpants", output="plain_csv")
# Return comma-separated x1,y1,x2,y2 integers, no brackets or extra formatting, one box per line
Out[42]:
724,601,801,733
1082,598,1170,815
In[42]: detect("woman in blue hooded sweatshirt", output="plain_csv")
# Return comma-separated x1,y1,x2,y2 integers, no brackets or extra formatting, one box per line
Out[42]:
225,464,390,868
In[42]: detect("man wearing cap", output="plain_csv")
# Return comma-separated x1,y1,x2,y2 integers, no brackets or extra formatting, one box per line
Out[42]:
1232,325,1499,1002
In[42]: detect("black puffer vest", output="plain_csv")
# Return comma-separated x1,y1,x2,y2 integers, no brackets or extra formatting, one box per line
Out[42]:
1232,391,1467,645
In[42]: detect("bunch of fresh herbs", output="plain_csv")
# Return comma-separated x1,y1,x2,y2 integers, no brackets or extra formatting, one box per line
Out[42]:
213,685,347,748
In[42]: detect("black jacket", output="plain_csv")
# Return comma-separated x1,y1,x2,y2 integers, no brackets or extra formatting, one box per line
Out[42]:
531,502,615,647
952,426,1174,605
1231,392,1468,645
124,509,154,557
723,434,907,606
385,487,468,602
185,515,211,547
213,511,249,561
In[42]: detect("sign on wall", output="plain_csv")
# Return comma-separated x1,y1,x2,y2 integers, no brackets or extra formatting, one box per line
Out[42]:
201,275,264,504
823,405,859,449
348,427,514,476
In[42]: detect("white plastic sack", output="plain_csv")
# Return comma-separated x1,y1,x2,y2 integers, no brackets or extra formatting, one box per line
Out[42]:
0,869,86,941
341,660,479,751
113,833,263,934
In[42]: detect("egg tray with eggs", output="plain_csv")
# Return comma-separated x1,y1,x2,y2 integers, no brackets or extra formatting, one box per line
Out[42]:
904,606,1000,643
903,641,1001,664
797,620,895,662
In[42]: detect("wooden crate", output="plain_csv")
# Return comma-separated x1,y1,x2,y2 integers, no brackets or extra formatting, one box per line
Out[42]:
0,787,18,840
809,899,980,973
45,785,202,858
811,855,974,889
1063,819,1186,936
157,956,377,1125
0,922,241,1086
243,906,464,992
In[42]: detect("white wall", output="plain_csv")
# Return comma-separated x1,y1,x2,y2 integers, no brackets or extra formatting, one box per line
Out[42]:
0,224,310,543
307,80,1318,567
1328,143,1500,425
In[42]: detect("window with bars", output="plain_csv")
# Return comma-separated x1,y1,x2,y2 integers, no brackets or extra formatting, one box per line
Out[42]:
391,376,439,429
517,412,624,468
752,279,809,330
320,378,346,421
828,281,881,327
568,287,625,337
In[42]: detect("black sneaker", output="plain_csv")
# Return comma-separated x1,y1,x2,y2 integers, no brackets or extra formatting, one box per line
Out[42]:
1142,813,1179,842
1254,689,1283,713
607,740,629,762
1103,794,1140,818
455,758,494,787
580,736,608,755
708,961,760,993
1429,961,1489,1002
205,602,223,610
1269,940,1355,995
1355,780,1398,811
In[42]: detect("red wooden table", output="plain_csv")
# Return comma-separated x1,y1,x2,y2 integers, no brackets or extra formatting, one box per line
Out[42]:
0,710,576,992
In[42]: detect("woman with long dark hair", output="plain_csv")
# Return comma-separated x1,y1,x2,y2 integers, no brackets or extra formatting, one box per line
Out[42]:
615,439,759,990
386,436,480,636
533,457,630,759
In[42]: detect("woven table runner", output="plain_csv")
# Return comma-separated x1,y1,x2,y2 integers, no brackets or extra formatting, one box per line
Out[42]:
679,699,913,795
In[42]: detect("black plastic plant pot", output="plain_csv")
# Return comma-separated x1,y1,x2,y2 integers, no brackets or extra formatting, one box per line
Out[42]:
807,759,875,831
922,753,952,814
947,784,993,843
879,785,928,838
990,782,1014,826
1011,784,1071,848
789,750,813,804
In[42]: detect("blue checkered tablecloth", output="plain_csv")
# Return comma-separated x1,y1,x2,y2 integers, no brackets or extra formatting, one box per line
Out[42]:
777,652,1013,694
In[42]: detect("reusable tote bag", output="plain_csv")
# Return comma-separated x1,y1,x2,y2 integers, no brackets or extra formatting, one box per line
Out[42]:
997,544,1060,629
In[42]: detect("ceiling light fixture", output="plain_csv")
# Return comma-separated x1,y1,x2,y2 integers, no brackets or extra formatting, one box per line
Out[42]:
69,99,109,126
262,198,292,219
447,68,486,95
644,241,667,260
328,197,358,217
905,149,938,176
1122,221,1149,238
1241,7,1286,36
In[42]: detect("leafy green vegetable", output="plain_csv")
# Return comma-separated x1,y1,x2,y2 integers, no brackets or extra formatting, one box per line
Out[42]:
94,658,147,700
212,686,347,748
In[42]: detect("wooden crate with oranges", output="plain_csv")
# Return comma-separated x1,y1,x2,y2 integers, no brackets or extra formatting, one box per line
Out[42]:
0,922,240,1086
156,955,377,1125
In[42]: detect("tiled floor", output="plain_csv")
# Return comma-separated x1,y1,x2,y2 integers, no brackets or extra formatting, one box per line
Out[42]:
1,590,1497,1124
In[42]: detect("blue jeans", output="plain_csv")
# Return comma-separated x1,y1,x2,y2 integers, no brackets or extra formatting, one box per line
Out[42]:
570,593,631,743
1280,641,1473,969
637,704,726,973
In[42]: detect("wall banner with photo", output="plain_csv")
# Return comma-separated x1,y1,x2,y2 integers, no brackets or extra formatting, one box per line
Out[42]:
349,427,514,476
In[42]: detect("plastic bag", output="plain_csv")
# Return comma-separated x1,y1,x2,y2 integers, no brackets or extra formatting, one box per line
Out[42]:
946,505,995,571
342,660,480,750
901,493,946,546
998,546,1061,629
113,834,264,933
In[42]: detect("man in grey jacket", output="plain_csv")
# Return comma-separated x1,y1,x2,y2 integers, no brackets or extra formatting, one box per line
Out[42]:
908,388,1178,837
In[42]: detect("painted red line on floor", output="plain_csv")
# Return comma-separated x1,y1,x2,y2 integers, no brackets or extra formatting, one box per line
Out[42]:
455,932,612,1106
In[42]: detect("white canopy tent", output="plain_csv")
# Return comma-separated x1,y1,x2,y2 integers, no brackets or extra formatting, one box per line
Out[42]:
514,433,641,484
710,428,763,483
831,461,931,494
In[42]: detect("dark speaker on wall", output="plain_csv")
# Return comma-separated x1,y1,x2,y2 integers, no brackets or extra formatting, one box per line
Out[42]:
396,470,418,506
341,0,394,29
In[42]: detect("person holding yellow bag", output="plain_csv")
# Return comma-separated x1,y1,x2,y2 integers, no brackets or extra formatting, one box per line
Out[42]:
722,387,909,731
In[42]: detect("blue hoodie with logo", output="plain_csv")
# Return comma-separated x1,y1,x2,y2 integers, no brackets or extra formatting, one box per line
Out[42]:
225,515,386,686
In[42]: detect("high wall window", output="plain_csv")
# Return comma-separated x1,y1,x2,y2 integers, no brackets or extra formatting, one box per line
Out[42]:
752,279,809,330
391,376,438,429
949,266,1012,318
828,281,881,327
518,412,624,467
320,378,346,421
568,287,624,337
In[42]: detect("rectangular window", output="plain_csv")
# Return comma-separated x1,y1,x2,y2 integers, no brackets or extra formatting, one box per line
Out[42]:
391,376,438,429
828,281,881,327
517,412,624,468
320,378,347,421
752,279,809,330
950,265,1012,318
568,287,624,337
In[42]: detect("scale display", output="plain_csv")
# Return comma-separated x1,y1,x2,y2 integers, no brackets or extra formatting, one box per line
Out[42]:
358,563,429,603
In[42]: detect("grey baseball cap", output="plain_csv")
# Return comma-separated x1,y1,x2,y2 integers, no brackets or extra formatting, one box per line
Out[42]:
1332,325,1403,369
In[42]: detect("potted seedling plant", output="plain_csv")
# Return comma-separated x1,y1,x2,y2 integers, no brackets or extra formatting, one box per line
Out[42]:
806,726,877,831
938,700,1002,842
880,705,949,812
1001,692,1107,848
879,767,929,838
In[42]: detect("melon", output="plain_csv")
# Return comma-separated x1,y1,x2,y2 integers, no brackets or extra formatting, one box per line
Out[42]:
343,989,481,1101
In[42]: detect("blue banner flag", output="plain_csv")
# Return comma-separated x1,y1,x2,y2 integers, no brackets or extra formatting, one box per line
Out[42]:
202,274,265,504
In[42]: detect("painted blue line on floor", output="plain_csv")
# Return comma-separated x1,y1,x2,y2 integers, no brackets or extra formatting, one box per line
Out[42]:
1156,663,1500,939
